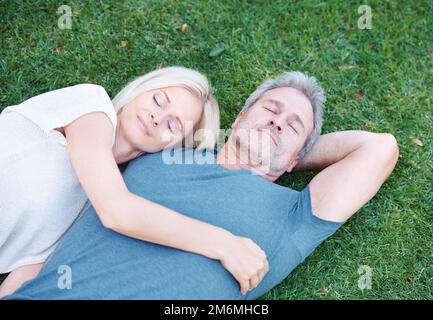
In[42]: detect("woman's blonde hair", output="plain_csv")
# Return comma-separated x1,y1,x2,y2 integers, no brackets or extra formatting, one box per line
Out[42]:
112,66,220,150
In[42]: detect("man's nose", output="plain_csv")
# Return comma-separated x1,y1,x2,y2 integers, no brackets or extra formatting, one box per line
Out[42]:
268,120,282,132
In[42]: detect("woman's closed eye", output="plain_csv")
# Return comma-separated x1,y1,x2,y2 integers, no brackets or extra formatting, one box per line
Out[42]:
153,93,164,108
168,119,181,133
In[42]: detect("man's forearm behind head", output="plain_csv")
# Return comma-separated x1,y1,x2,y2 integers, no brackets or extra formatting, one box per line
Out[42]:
293,130,381,172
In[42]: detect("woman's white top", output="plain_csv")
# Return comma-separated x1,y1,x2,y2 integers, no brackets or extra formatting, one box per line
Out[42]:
0,84,117,273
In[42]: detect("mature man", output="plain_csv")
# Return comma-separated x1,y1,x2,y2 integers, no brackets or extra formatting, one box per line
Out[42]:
5,72,398,299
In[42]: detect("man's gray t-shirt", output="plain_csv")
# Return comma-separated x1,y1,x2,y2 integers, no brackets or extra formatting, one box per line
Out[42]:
7,148,342,299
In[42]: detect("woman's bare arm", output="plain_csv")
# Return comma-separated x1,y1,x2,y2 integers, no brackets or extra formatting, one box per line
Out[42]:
0,263,43,299
63,112,268,294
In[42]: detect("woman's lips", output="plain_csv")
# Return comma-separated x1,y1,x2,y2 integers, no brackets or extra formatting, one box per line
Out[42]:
137,114,150,136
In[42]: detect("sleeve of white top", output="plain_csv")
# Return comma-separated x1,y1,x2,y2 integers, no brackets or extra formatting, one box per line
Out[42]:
2,83,117,145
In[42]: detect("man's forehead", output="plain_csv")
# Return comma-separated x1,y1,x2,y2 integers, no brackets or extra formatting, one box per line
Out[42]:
260,87,309,104
252,88,311,116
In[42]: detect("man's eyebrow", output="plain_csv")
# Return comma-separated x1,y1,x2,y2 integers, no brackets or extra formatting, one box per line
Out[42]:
262,98,305,132
290,114,305,133
262,98,284,109
162,90,171,104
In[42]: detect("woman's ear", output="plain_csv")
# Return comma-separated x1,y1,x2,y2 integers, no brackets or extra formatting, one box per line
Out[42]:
231,111,245,129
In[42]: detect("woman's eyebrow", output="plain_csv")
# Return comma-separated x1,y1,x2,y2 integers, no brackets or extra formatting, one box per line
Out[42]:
162,90,171,104
162,90,183,131
176,115,184,131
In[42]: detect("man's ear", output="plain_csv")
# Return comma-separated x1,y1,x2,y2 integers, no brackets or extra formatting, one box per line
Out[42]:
286,155,301,173
231,111,245,129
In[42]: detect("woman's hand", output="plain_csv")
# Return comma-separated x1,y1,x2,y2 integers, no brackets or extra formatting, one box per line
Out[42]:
217,235,269,295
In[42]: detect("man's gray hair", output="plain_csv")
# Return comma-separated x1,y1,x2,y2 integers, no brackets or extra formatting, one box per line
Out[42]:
242,71,326,159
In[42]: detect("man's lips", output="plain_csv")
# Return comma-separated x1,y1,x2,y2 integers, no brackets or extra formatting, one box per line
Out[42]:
137,113,150,136
257,128,277,146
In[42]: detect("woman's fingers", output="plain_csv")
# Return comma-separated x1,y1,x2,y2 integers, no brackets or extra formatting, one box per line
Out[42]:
257,267,267,285
249,274,260,290
219,235,270,295
250,259,268,291
240,278,250,295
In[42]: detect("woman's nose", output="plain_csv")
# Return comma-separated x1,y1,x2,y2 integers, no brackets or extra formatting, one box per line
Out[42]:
150,113,159,127
268,120,282,132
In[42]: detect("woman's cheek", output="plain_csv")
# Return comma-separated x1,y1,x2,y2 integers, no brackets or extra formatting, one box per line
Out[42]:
160,129,174,144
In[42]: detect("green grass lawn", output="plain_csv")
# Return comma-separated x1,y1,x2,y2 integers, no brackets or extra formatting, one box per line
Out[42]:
0,0,432,299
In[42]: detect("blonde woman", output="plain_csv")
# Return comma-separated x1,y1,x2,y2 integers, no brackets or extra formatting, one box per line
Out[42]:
0,66,268,297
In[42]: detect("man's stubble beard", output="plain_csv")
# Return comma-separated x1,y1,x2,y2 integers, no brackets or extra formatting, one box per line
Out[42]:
234,128,277,174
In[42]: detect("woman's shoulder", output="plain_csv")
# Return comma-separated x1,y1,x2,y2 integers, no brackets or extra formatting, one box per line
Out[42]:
4,83,111,110
1,83,117,141
54,83,114,114
67,83,108,93
54,83,110,100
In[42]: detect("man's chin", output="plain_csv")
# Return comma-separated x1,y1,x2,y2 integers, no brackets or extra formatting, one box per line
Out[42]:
244,151,274,174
